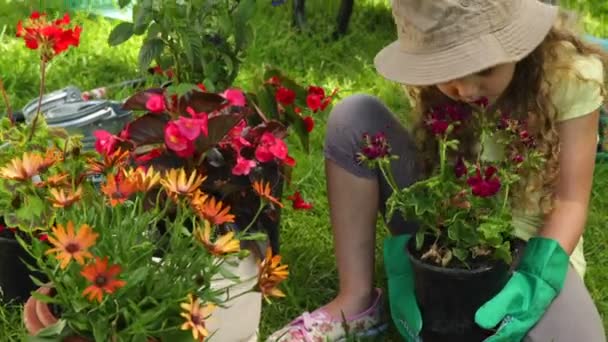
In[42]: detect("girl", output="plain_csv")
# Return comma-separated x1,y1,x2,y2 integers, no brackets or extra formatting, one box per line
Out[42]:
268,0,607,341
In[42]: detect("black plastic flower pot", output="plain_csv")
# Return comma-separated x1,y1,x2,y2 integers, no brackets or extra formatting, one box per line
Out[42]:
0,235,39,303
406,238,510,341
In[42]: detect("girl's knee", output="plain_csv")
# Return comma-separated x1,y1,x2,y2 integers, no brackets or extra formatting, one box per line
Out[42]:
326,94,394,138
525,267,606,341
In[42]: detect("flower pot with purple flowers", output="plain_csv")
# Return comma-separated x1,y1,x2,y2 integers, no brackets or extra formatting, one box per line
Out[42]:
359,99,545,340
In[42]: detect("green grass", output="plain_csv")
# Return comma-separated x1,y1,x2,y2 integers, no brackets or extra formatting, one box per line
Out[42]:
0,0,607,341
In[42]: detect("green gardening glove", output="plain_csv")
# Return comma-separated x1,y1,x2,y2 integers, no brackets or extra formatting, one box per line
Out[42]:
475,237,570,342
383,234,423,342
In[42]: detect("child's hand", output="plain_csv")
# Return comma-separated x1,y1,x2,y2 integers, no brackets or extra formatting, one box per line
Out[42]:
475,237,569,342
384,234,422,341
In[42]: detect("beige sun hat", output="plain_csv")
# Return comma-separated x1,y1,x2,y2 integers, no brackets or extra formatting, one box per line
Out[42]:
374,0,559,86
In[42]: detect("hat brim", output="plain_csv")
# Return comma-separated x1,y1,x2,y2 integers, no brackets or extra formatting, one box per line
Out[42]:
374,1,558,86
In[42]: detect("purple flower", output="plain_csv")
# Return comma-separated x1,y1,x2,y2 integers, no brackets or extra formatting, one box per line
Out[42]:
454,157,467,178
357,132,391,162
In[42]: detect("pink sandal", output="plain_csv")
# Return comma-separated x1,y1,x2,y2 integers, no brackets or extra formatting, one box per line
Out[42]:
266,288,389,342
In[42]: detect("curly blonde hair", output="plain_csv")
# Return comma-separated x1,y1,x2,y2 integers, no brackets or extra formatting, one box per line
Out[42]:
404,10,608,214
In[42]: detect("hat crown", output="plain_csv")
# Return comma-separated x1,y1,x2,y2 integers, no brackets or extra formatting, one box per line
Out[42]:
392,0,520,51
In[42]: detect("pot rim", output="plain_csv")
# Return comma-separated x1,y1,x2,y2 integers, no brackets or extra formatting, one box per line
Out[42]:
405,239,505,275
0,235,18,244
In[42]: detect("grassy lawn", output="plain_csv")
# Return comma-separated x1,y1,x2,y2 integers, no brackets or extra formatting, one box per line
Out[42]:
1,0,607,340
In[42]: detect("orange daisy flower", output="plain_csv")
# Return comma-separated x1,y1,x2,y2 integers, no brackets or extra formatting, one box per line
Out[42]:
81,256,126,303
48,186,82,208
45,221,98,269
252,180,283,208
0,152,44,181
124,166,161,192
180,294,215,342
160,168,206,201
192,196,235,225
194,220,240,256
258,246,289,301
36,172,70,188
100,174,137,206
87,148,130,175
41,147,63,170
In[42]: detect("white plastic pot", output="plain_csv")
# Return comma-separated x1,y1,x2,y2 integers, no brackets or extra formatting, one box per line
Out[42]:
207,249,262,342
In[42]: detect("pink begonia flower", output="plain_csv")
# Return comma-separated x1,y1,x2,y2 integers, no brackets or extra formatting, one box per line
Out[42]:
255,132,296,167
232,155,257,176
175,117,202,141
221,88,246,107
186,106,209,137
164,122,195,157
93,130,118,155
145,93,166,113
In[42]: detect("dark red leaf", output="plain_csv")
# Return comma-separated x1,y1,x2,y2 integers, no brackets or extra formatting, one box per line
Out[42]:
122,88,164,111
124,113,169,147
178,91,227,115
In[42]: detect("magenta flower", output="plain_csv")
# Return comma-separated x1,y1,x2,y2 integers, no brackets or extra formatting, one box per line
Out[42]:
467,166,501,198
93,130,118,155
232,155,257,176
164,122,195,157
145,94,166,113
221,88,246,107
255,132,288,162
185,106,209,137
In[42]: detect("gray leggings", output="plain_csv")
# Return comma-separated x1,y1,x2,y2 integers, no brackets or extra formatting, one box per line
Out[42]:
323,94,606,341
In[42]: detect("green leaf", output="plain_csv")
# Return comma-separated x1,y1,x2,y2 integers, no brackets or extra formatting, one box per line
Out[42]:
30,274,47,287
493,241,512,264
138,38,165,72
30,291,60,305
233,0,256,24
158,329,196,342
452,248,469,262
234,22,254,51
108,22,134,46
218,264,240,281
239,232,268,241
119,0,131,8
133,8,152,35
147,23,162,39
26,336,60,342
415,231,425,250
182,29,203,68
127,267,149,285
92,317,109,342
166,83,198,98
283,106,310,153
34,319,66,337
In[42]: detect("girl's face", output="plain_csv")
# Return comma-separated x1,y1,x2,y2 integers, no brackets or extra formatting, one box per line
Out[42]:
435,62,516,104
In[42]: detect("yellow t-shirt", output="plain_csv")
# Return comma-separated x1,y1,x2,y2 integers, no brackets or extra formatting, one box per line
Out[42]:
483,42,604,278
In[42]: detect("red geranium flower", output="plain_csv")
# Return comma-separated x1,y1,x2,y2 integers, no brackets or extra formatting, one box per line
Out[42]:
275,87,296,106
16,12,81,61
287,191,313,210
303,116,314,133
467,165,501,198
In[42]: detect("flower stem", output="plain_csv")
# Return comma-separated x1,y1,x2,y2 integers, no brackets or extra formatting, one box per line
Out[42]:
501,183,510,213
27,59,47,142
242,202,265,234
439,136,447,177
380,162,399,193
0,78,14,125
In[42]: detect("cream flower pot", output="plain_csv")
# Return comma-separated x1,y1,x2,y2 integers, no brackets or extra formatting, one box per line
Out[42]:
207,248,262,342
